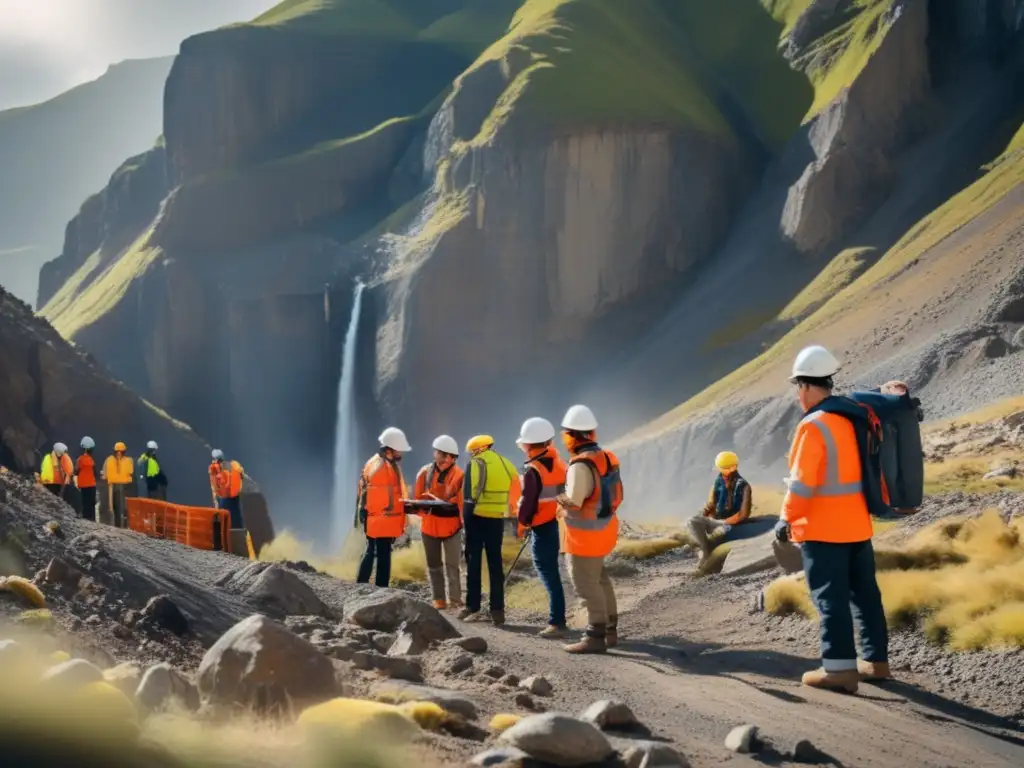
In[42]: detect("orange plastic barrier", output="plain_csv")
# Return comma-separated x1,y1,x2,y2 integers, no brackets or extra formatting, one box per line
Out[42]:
126,498,232,553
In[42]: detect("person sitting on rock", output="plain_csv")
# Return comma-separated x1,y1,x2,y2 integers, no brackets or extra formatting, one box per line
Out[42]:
687,451,752,569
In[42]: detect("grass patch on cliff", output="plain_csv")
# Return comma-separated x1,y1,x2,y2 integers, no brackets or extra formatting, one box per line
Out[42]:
762,512,1024,651
924,452,1024,496
42,226,161,340
777,247,876,322
619,123,1024,447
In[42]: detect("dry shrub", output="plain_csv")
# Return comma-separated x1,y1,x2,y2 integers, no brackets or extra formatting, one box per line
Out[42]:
614,534,688,560
505,579,550,613
258,529,357,580
763,510,1024,650
762,574,815,618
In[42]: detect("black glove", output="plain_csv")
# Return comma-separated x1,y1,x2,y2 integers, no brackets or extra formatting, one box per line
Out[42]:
773,519,791,542
358,508,368,525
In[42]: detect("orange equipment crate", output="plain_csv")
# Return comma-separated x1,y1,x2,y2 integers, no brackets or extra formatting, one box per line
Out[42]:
126,498,232,553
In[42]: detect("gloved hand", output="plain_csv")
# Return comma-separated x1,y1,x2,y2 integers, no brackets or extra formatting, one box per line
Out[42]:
358,508,368,525
773,519,790,542
517,524,528,540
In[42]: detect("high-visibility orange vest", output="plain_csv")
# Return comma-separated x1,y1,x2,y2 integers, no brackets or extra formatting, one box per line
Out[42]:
414,462,464,539
359,454,407,540
521,445,567,527
41,453,73,485
563,447,622,558
76,454,97,489
781,410,872,544
212,460,244,498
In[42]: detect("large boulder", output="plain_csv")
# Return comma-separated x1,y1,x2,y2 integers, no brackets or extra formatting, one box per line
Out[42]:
135,663,200,714
217,562,327,617
196,614,338,707
344,591,458,643
103,662,144,697
42,658,104,688
499,713,613,767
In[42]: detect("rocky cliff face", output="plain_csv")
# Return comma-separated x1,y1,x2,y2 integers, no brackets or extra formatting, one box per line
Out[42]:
0,285,213,504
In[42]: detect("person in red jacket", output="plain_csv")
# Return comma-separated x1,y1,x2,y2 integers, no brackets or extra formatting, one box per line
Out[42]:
516,417,569,638
356,427,410,587
777,345,889,694
413,435,464,610
76,437,98,521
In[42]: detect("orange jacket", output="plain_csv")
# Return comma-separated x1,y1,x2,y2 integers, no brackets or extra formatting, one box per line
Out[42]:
359,454,407,540
103,454,134,485
520,445,567,528
211,460,244,499
414,462,464,539
781,410,873,543
76,454,97,489
562,446,622,558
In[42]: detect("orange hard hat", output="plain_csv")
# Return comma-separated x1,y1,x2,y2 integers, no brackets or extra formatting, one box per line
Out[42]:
114,441,127,452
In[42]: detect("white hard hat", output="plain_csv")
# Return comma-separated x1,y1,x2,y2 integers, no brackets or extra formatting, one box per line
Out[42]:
211,448,224,460
516,417,555,446
53,442,68,456
789,345,840,381
147,440,159,451
379,427,411,453
80,436,95,450
561,404,598,432
431,434,459,456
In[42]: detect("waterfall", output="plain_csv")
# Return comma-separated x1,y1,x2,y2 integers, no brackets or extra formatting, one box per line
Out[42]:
329,280,365,551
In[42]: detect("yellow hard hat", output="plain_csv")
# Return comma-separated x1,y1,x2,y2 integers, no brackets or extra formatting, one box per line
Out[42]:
715,451,739,471
114,442,127,452
466,435,495,454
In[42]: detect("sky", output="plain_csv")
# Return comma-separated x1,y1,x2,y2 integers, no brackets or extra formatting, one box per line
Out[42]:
0,0,278,110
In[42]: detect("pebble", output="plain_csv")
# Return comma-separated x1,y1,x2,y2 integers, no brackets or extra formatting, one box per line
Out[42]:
725,724,759,754
519,675,553,696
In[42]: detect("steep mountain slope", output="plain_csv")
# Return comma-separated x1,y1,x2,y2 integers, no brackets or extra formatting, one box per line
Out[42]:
0,285,214,505
35,0,1024,534
0,57,172,305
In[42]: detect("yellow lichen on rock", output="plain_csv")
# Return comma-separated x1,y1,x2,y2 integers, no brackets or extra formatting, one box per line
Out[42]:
298,698,420,741
489,713,521,732
0,575,47,608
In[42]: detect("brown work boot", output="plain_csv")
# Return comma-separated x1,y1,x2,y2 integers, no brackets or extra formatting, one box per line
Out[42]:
857,660,892,682
606,615,619,648
432,599,448,610
538,624,567,639
448,599,464,612
564,625,607,654
801,668,859,694
490,610,506,627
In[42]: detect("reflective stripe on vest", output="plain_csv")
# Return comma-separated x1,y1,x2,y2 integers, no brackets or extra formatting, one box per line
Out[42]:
524,447,567,527
470,450,515,518
786,411,863,498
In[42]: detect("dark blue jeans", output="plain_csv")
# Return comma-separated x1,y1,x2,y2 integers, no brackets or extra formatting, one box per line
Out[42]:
802,539,888,671
530,520,566,626
216,496,243,528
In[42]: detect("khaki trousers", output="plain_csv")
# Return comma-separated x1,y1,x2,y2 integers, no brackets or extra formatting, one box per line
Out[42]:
568,554,617,627
422,531,463,603
688,515,729,554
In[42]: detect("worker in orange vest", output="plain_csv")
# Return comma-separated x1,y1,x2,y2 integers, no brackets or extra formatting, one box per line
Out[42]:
556,405,623,654
778,345,889,693
102,442,135,527
516,417,569,638
209,448,245,523
76,437,98,521
413,435,465,610
40,442,73,498
356,427,410,587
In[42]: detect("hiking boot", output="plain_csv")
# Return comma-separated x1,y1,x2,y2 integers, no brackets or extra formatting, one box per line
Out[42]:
801,668,859,694
538,624,568,639
490,610,506,626
606,616,619,648
448,599,465,612
857,660,892,682
564,625,607,654
432,600,448,610
457,607,479,621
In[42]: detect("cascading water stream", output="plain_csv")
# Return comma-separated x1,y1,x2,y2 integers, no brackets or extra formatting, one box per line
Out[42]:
329,279,365,551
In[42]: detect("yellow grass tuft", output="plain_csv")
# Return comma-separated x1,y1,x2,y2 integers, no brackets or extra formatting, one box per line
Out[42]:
924,452,1024,495
1,576,46,608
398,701,448,731
489,713,521,732
762,511,1024,650
614,534,689,560
762,574,815,618
505,579,550,613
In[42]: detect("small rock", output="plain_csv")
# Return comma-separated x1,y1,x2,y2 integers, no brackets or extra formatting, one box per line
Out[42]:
344,591,458,642
371,681,480,720
620,741,689,768
792,738,831,764
983,467,1018,480
103,662,143,697
725,724,759,754
388,620,431,656
219,562,327,617
501,673,520,687
42,658,103,687
44,557,83,590
197,614,338,707
136,663,200,713
309,628,335,645
519,675,553,697
85,614,102,625
484,665,506,679
514,692,536,710
350,650,376,670
450,654,474,674
371,653,425,683
369,632,396,653
140,595,188,636
499,713,612,767
580,699,642,732
446,635,488,654
122,609,140,628
471,746,531,767
44,521,64,538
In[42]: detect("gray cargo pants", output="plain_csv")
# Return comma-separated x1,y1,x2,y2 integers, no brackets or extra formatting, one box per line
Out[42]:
422,530,463,604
